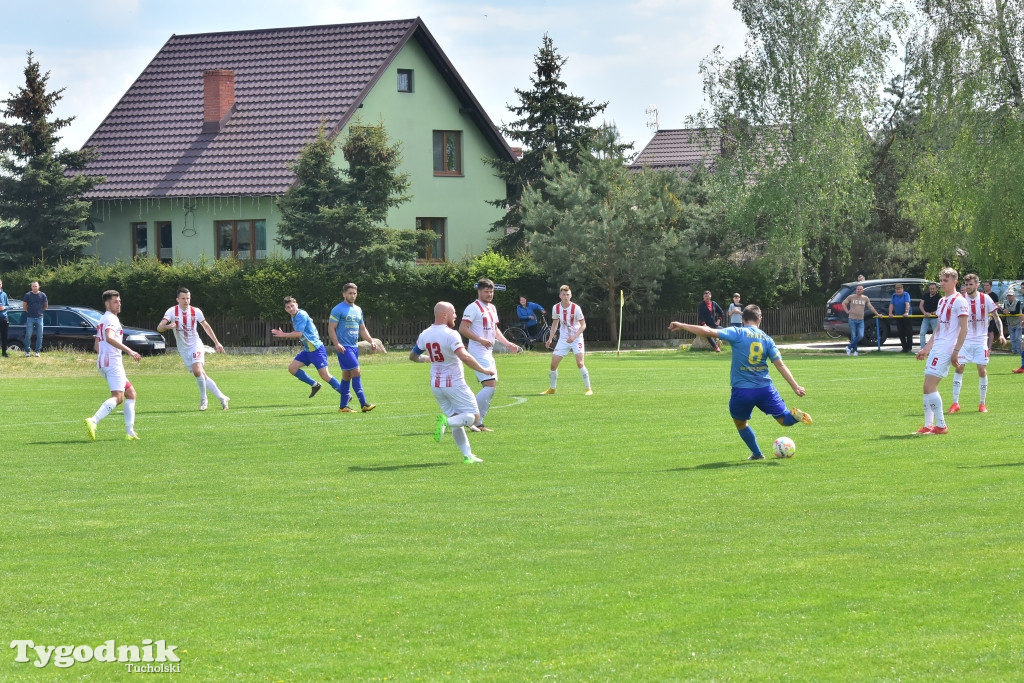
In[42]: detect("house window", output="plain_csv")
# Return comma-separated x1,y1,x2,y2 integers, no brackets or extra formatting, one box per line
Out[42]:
217,219,267,260
432,131,462,176
416,217,446,263
397,69,414,93
156,221,173,264
131,222,148,258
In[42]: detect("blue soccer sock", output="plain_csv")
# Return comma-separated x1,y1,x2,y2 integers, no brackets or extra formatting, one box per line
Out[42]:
294,369,316,387
738,425,761,456
339,379,351,408
352,376,368,406
329,377,342,393
779,410,799,426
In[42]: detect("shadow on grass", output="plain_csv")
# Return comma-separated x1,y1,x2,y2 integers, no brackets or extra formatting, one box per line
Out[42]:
666,460,783,471
957,461,1024,469
349,462,452,473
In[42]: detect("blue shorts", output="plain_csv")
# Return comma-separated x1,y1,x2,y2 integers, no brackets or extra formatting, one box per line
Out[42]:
336,345,360,371
729,386,787,421
294,346,329,369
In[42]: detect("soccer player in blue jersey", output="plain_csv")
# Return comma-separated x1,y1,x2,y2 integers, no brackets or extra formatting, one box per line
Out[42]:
271,296,345,400
328,282,381,413
670,304,812,460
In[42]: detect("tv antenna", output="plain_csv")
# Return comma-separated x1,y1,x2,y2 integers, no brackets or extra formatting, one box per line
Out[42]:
645,105,659,132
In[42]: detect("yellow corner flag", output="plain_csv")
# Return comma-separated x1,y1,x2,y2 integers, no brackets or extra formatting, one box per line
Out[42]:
617,289,625,355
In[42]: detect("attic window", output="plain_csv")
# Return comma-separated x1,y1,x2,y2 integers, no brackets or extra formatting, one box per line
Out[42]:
398,69,414,93
432,131,462,176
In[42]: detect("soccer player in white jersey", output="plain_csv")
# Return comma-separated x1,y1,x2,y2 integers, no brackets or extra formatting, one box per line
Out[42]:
158,287,230,411
948,273,1005,414
458,278,520,432
915,267,969,434
85,290,142,441
410,301,496,463
542,285,592,395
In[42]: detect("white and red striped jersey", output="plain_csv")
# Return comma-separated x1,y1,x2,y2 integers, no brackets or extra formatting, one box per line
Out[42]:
962,293,997,344
416,324,467,387
461,299,498,354
932,293,969,354
552,302,585,340
162,305,207,353
96,311,124,369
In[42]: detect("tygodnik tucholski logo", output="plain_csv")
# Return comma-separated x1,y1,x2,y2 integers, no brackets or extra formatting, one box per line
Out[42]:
10,639,181,672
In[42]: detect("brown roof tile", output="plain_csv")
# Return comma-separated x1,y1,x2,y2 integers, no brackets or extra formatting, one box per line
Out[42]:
629,128,722,174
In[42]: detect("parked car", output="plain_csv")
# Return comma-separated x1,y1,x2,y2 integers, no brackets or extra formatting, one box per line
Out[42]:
824,278,932,346
5,305,167,355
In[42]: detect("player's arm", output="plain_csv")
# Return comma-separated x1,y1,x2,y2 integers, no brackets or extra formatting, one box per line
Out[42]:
990,305,1006,343
199,319,225,352
106,326,141,362
456,346,495,375
409,344,426,363
546,315,560,348
668,321,722,339
772,358,806,397
358,323,381,353
271,327,301,339
567,317,586,343
458,317,494,349
493,325,520,353
327,321,343,352
156,314,174,333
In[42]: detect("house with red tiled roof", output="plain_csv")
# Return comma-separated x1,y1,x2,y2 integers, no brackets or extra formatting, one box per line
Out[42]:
80,18,515,265
628,128,723,175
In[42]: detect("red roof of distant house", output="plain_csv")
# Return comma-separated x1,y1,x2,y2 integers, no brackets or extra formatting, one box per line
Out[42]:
629,128,722,174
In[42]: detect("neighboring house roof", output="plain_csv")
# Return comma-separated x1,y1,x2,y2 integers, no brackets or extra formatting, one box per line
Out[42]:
628,128,722,175
80,18,514,200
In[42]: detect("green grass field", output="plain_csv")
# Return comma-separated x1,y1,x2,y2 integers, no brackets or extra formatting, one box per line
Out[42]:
2,346,1022,680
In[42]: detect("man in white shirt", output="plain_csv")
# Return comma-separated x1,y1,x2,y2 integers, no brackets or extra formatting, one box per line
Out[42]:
915,268,969,434
542,285,592,395
85,290,142,441
158,287,230,411
459,278,520,432
410,301,495,464
949,273,1005,414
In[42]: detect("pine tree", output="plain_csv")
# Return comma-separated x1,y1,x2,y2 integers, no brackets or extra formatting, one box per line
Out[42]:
0,52,103,268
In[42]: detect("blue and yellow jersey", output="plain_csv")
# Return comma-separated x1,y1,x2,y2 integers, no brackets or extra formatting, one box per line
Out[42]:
329,301,363,347
716,325,782,389
291,308,324,352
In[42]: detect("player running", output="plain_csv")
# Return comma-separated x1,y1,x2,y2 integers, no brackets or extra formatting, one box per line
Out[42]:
272,296,345,400
948,273,1005,414
328,282,382,413
85,290,141,441
669,304,812,460
158,287,230,411
459,278,520,432
915,267,969,434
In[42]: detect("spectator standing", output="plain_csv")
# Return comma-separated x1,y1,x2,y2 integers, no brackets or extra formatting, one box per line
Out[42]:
516,296,546,345
918,282,941,351
1002,289,1022,355
842,284,879,356
889,283,913,352
984,280,1000,349
0,278,9,357
727,293,743,327
22,281,47,357
696,291,725,352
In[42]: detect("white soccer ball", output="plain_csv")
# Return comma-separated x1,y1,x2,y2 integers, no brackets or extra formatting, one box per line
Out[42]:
773,436,796,459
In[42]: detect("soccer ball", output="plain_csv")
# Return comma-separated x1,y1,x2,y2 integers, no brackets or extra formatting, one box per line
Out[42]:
773,436,796,458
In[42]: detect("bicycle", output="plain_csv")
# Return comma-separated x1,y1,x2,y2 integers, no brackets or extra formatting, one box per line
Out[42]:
504,315,551,350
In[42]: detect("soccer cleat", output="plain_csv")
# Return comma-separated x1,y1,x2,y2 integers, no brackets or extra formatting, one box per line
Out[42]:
748,453,765,460
931,425,949,434
1013,367,1024,374
915,426,934,435
540,388,556,395
339,406,355,413
85,418,97,441
199,399,208,411
949,402,961,414
476,425,493,432
468,425,481,432
125,432,140,441
584,389,593,396
220,396,230,411
434,414,448,442
361,404,376,413
979,404,988,413
790,407,813,425
463,454,483,463
309,382,322,399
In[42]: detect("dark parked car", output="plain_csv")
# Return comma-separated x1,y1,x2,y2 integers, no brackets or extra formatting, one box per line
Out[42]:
5,305,167,355
824,278,932,346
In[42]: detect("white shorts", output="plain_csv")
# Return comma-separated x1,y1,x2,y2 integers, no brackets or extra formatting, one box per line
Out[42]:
958,341,989,366
469,348,497,383
178,344,205,368
431,381,480,418
924,348,954,378
99,364,128,392
553,336,585,358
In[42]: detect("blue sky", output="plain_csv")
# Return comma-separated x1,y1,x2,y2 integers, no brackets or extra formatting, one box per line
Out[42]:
1,0,748,154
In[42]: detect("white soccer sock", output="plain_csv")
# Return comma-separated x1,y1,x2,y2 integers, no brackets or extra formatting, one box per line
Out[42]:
979,377,989,405
951,374,963,402
451,426,472,456
123,399,136,434
92,397,117,424
579,366,591,389
205,376,225,399
925,391,945,427
196,375,208,401
549,370,558,389
448,413,475,428
476,385,495,424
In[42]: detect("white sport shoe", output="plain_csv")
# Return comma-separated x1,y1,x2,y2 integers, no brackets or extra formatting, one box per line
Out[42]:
32,352,40,357
220,396,230,411
463,454,483,463
199,399,209,411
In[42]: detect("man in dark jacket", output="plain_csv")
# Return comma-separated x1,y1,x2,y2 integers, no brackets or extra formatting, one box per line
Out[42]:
697,290,725,352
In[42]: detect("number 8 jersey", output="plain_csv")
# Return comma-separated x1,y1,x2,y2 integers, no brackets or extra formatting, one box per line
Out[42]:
716,325,782,388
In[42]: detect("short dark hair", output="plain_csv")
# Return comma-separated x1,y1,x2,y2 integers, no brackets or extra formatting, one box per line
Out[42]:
177,287,190,296
283,296,297,306
476,278,494,290
102,289,120,303
343,282,357,292
741,304,762,323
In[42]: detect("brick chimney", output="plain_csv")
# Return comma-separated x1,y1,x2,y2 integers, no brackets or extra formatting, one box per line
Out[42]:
203,69,235,133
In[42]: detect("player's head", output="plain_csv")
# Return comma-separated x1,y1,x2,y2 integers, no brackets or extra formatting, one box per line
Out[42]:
176,287,191,306
102,289,121,313
283,296,298,316
434,301,457,328
939,267,959,294
559,285,572,303
476,278,495,302
964,273,979,295
741,304,762,325
343,282,358,303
